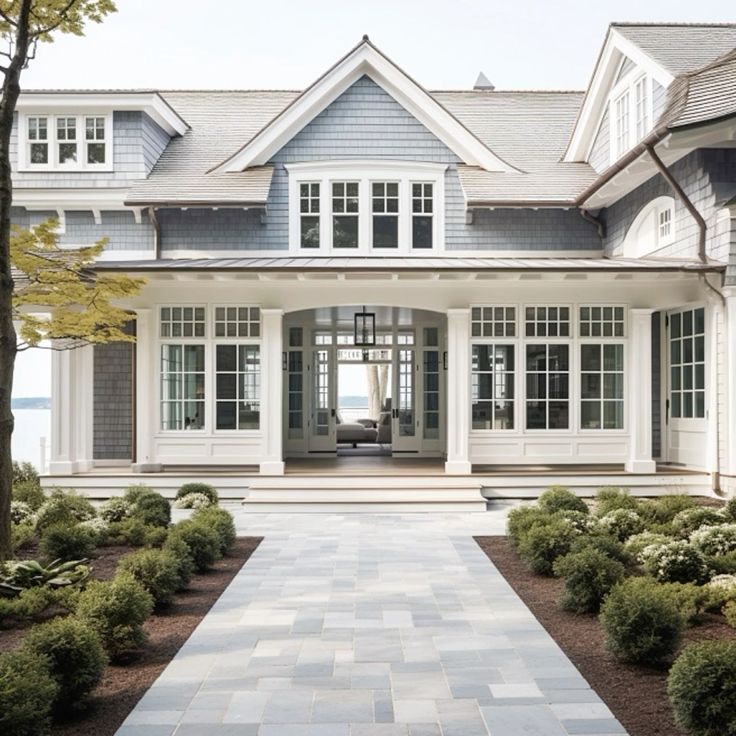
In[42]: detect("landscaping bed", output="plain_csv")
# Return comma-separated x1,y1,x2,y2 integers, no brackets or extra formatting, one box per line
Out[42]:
476,534,735,736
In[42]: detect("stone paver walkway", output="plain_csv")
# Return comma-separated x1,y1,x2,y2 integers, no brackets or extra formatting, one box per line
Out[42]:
117,508,628,736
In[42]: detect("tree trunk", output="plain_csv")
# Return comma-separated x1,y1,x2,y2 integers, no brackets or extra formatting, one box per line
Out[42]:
0,0,32,559
366,365,380,420
378,364,389,410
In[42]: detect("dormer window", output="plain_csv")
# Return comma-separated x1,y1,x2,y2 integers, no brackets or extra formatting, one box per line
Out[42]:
19,112,112,171
286,161,446,254
610,72,652,163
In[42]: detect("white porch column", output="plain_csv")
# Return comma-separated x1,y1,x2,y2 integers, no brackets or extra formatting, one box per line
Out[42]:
626,308,656,473
49,344,94,473
724,288,736,495
260,308,285,475
132,308,160,472
445,308,472,475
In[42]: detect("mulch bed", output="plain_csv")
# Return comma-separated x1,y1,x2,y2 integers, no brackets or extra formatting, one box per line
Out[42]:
475,536,736,736
0,537,261,736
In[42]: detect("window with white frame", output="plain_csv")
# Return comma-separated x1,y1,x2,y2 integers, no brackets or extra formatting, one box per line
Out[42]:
579,306,625,338
526,344,569,430
412,182,433,249
614,91,630,159
580,344,625,429
471,306,516,338
160,306,206,338
286,162,445,253
622,196,676,257
20,113,112,171
635,77,649,140
525,306,570,337
215,345,260,430
669,307,705,419
658,207,672,241
160,344,205,430
471,344,515,430
610,73,653,163
214,306,260,338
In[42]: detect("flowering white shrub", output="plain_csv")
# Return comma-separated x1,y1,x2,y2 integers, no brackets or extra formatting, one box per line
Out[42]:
78,517,110,537
689,524,736,557
707,574,736,601
99,497,133,522
625,532,671,562
672,507,724,536
10,500,34,525
643,540,709,584
173,492,213,510
596,509,645,541
555,509,596,534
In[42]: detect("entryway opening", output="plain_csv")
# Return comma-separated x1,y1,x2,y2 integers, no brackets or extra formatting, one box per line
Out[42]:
283,306,446,462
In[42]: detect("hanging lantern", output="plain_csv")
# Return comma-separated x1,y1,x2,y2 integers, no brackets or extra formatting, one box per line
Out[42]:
354,306,376,347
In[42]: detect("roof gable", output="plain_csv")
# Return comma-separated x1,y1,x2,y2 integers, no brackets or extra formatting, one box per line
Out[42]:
211,37,517,173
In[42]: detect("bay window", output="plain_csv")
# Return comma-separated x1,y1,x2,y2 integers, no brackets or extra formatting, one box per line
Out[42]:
28,117,49,164
85,116,107,165
411,182,433,249
332,181,359,248
372,182,399,248
580,344,624,429
300,182,320,248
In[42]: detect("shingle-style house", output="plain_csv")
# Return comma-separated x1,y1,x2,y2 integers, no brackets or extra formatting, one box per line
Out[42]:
21,23,736,503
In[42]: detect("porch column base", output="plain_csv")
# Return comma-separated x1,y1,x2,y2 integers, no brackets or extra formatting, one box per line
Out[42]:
260,460,285,475
48,460,94,474
132,462,164,473
445,460,472,475
625,460,657,474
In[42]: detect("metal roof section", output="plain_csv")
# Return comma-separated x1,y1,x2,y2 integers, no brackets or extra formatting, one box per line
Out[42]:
95,255,725,274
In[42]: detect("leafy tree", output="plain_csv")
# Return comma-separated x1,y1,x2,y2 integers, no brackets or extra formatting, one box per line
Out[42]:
0,0,119,559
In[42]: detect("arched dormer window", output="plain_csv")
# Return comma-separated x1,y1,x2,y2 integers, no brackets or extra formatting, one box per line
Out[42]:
622,196,676,258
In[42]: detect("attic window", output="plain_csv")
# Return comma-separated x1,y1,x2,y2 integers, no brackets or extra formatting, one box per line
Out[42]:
19,112,112,172
610,72,652,163
623,196,676,258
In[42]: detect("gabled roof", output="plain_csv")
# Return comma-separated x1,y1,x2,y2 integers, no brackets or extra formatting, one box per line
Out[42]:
210,37,518,174
564,22,736,162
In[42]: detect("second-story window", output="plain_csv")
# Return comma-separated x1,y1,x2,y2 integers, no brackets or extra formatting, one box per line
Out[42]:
332,181,359,248
56,117,78,165
614,92,630,159
372,182,399,248
85,116,106,165
27,117,48,164
300,182,320,248
635,77,649,140
412,183,433,249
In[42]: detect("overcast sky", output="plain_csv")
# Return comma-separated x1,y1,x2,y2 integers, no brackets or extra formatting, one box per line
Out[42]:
13,0,733,397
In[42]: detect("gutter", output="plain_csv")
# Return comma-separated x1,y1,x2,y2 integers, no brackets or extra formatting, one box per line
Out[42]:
147,207,161,259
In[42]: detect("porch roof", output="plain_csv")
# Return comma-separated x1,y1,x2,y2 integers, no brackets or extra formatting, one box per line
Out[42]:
95,255,726,274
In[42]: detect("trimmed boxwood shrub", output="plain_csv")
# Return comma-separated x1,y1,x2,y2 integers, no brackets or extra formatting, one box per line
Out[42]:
639,494,696,526
624,531,671,561
672,507,724,537
99,497,132,523
553,547,626,614
642,540,709,584
538,486,588,515
22,616,107,713
517,517,578,576
123,485,171,527
596,508,645,541
724,496,736,522
725,600,736,628
708,550,736,576
12,482,45,511
39,522,97,561
0,586,79,627
176,482,218,505
599,577,684,664
162,534,195,588
168,519,221,572
107,517,168,547
10,522,35,553
667,641,736,736
0,649,58,736
118,548,182,606
34,490,96,531
568,530,633,567
75,573,154,660
192,506,236,554
594,486,639,517
506,506,551,549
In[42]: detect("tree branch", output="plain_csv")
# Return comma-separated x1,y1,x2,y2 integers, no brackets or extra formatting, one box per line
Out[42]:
29,0,80,38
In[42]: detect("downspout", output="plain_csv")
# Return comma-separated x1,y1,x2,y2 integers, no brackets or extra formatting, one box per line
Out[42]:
147,207,161,259
580,208,606,240
644,143,725,494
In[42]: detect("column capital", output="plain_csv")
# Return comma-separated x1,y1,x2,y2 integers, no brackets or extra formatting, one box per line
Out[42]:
629,307,656,316
447,307,471,318
261,308,285,318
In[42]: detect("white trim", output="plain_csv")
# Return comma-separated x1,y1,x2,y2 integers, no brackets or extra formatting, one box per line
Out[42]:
285,161,446,254
213,41,515,173
622,195,676,258
12,187,129,209
566,28,674,163
18,92,187,136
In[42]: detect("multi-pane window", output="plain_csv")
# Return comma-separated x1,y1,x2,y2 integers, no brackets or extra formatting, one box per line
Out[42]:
372,182,399,248
287,327,304,440
472,306,516,338
635,77,649,140
472,345,515,430
299,182,320,248
28,117,48,164
56,117,77,165
580,344,624,429
659,207,672,241
423,327,440,440
215,345,260,430
614,91,630,158
85,116,106,164
160,306,206,338
214,306,260,338
160,344,205,430
526,344,569,429
670,307,705,419
579,306,625,338
332,181,359,248
525,306,570,337
412,182,433,248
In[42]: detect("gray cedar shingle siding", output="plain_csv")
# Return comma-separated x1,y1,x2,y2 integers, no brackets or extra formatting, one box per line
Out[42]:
652,80,667,124
93,324,135,460
588,108,610,174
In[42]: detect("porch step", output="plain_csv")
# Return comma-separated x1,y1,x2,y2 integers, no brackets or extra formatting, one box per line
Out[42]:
243,476,487,512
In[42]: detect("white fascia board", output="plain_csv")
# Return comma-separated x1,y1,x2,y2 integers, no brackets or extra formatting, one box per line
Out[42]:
214,43,516,173
17,93,188,136
564,30,674,163
12,188,130,210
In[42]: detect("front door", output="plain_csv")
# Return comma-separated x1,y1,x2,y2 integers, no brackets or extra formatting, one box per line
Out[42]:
665,306,707,468
309,347,336,451
392,340,421,453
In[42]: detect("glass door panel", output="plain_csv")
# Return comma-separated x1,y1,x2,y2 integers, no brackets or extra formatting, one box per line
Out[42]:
392,346,420,453
309,348,336,451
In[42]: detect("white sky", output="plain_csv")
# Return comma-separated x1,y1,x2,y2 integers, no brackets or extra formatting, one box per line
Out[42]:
13,0,733,397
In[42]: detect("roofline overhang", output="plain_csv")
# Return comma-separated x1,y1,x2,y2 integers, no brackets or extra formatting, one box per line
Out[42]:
466,200,578,209
122,200,268,209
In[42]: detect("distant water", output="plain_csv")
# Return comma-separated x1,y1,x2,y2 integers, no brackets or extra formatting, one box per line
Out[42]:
12,409,50,471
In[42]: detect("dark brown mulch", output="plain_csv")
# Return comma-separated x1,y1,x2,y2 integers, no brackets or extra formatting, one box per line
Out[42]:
475,536,736,736
0,537,261,736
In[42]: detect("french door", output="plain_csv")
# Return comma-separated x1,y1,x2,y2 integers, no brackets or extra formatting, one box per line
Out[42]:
308,347,336,451
392,345,421,453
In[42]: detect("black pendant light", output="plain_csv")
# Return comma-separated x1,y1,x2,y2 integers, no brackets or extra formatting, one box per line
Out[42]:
354,305,376,347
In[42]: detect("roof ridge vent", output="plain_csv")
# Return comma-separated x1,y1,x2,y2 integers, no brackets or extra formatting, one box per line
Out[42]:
474,71,495,91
